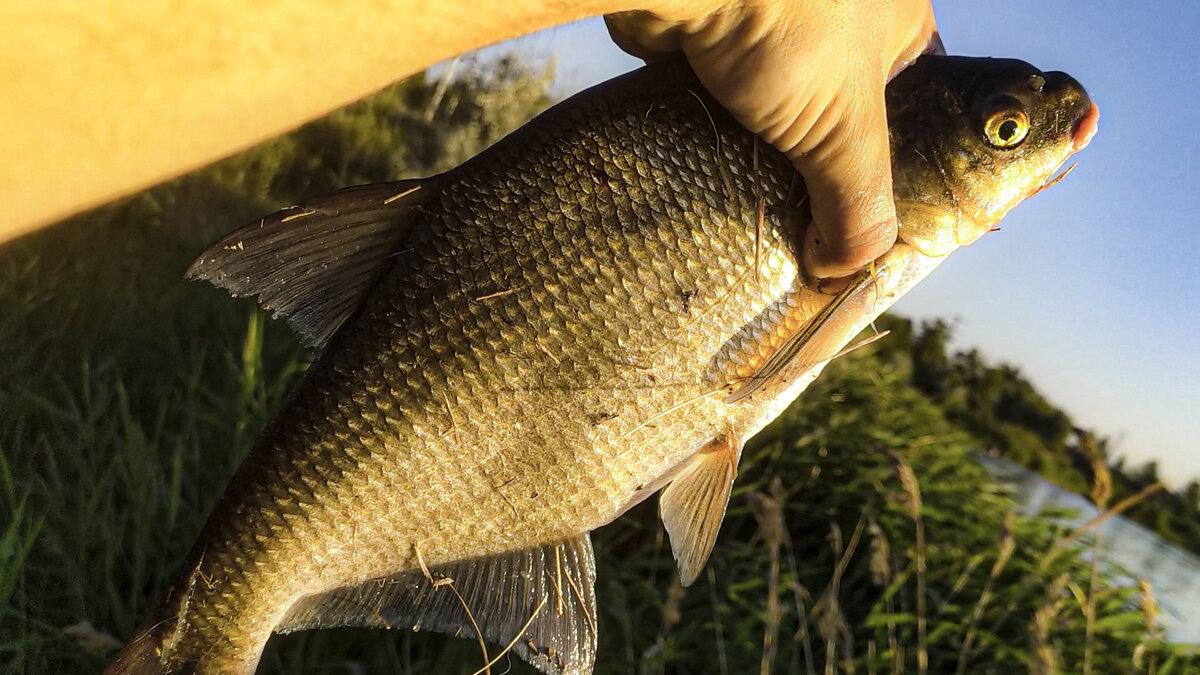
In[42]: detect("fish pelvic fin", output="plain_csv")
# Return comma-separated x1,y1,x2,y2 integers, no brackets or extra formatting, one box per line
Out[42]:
276,535,597,675
186,179,431,350
660,432,742,586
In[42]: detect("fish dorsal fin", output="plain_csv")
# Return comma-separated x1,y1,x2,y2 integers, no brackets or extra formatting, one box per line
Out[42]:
725,264,893,403
276,535,597,675
660,434,742,586
186,179,429,349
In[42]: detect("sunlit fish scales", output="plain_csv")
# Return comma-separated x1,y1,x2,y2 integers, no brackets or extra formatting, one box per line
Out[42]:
108,54,1096,674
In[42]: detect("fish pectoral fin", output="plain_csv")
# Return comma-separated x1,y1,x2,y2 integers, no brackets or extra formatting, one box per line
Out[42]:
276,535,597,675
186,179,430,349
660,433,742,586
725,265,891,403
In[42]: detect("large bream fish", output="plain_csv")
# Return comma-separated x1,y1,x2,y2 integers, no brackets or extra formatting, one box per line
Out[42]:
110,54,1097,674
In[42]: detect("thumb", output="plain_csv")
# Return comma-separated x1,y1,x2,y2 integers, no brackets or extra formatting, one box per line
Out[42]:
792,85,898,280
603,12,683,62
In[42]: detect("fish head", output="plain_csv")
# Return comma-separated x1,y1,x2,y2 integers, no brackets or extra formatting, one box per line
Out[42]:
887,55,1098,257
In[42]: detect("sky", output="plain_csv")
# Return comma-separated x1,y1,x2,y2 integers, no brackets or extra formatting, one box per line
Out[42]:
468,1,1200,484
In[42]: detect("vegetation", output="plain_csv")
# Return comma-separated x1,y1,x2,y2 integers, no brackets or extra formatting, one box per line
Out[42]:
899,318,1200,554
1,57,1195,673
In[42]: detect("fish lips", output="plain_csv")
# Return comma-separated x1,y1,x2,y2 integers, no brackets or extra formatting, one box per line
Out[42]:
1041,70,1098,152
1073,101,1100,152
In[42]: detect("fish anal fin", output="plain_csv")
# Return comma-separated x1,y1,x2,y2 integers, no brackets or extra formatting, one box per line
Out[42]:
276,535,597,675
185,179,430,350
660,433,742,586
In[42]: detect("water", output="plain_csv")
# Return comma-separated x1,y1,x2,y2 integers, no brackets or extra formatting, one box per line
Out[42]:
976,452,1200,644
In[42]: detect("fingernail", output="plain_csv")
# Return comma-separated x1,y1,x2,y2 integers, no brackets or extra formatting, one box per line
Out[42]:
802,219,896,280
803,225,861,280
816,275,852,295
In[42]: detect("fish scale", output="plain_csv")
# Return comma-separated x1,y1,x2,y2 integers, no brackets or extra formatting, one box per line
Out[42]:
109,54,1095,674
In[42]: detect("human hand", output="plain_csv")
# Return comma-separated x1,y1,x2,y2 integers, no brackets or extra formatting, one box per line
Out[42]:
606,0,939,279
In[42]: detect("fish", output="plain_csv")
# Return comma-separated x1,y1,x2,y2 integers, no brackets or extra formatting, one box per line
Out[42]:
108,54,1097,674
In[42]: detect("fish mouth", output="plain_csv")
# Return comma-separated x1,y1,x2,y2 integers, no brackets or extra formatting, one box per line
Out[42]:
1042,70,1097,153
1072,101,1100,152
1023,70,1096,200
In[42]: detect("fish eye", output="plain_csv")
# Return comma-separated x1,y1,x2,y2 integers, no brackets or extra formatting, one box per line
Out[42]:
984,110,1030,149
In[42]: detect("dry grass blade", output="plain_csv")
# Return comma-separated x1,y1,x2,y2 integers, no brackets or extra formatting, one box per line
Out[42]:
686,88,734,200
812,516,866,675
1133,579,1162,673
866,518,901,675
755,195,766,284
424,55,462,120
1084,537,1101,674
474,288,516,301
751,478,787,675
619,387,726,440
752,135,764,284
468,596,547,675
867,519,890,588
382,184,421,205
1074,428,1109,674
414,541,491,674
991,477,1169,643
884,447,925,674
955,510,1016,674
890,458,922,520
706,568,729,675
643,576,687,674
781,531,816,674
1076,428,1112,509
833,516,866,584
662,575,684,634
1046,480,1166,565
830,330,892,362
1031,161,1078,196
942,554,985,616
437,390,459,441
1030,574,1068,675
443,582,491,674
1139,579,1160,634
812,524,845,675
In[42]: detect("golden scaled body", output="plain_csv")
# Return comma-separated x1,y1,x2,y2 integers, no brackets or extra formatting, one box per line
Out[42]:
109,55,1095,674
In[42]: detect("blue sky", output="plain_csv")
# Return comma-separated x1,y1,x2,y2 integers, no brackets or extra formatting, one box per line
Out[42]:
904,1,1200,485
474,1,1199,484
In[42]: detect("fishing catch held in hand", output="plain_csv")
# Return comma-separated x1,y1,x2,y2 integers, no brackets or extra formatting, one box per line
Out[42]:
109,54,1097,674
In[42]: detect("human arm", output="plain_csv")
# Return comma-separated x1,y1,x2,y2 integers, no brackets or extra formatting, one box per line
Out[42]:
2,0,628,241
1,0,937,279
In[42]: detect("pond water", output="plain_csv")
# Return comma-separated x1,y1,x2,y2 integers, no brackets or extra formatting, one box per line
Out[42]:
976,452,1200,645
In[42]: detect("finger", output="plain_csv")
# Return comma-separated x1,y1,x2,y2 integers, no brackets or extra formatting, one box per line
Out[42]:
604,12,683,62
887,8,942,78
792,84,899,279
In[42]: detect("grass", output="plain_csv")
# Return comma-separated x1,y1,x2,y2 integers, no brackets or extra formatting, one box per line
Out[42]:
0,312,300,673
2,57,1197,674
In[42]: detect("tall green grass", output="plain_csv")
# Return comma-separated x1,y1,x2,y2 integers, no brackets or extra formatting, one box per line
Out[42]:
1,57,1195,673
